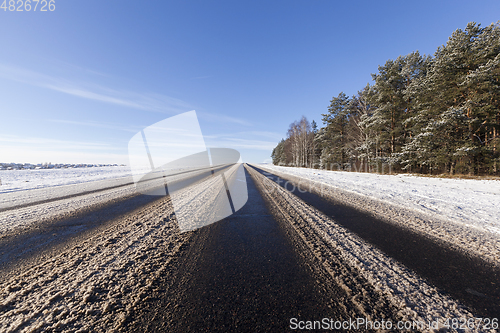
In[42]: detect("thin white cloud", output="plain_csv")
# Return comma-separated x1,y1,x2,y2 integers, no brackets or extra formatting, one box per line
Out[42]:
0,63,192,114
198,111,252,126
49,119,140,133
0,63,252,126
57,61,111,78
203,130,282,151
204,137,276,151
244,131,283,140
0,134,115,151
0,134,128,164
204,130,283,140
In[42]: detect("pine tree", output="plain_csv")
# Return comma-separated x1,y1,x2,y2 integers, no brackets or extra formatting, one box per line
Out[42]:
369,51,431,171
271,139,287,165
347,84,377,172
311,120,321,168
403,22,500,174
322,92,351,169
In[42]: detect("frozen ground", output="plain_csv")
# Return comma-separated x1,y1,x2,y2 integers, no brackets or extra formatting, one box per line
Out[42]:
0,166,132,194
0,166,134,217
0,165,232,332
248,166,481,331
257,164,500,265
1,164,485,332
0,194,190,332
258,165,500,235
0,163,497,331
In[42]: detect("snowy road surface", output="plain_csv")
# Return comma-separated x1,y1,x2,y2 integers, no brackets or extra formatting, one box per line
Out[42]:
257,164,500,235
257,164,500,266
0,165,498,332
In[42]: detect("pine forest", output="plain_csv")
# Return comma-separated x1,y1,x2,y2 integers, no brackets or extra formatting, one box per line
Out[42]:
271,22,500,176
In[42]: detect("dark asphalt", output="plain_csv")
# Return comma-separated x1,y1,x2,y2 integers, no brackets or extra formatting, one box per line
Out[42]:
0,164,236,279
127,167,354,332
248,165,500,319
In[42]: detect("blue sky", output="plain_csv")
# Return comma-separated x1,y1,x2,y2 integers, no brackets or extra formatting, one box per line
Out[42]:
1,0,499,164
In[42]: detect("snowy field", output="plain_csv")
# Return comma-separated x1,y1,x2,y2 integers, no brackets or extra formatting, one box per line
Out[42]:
0,166,132,194
258,164,500,235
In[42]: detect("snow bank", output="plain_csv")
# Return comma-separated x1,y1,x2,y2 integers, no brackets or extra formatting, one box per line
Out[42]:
257,165,500,235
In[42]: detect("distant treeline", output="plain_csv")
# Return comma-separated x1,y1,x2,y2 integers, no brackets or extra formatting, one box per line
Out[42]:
0,162,122,170
272,22,500,175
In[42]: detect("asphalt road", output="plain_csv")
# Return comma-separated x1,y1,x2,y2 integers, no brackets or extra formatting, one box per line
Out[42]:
126,165,378,332
248,164,500,320
2,164,498,332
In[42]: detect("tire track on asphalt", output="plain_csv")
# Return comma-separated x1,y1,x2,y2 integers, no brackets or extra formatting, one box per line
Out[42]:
249,164,500,320
126,166,381,332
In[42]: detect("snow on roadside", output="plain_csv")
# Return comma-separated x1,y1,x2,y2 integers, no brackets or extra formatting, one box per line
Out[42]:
257,164,500,235
248,165,478,332
0,195,188,333
0,184,137,235
0,166,132,194
0,164,238,332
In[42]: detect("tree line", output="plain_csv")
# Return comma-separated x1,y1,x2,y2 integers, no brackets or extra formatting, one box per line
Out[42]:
271,22,500,175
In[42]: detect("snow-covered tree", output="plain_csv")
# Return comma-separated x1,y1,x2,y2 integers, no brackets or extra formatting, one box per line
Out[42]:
403,22,500,174
321,92,351,169
272,22,500,175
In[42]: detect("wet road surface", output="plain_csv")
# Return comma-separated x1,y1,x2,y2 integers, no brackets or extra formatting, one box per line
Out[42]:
248,165,500,319
127,167,362,332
